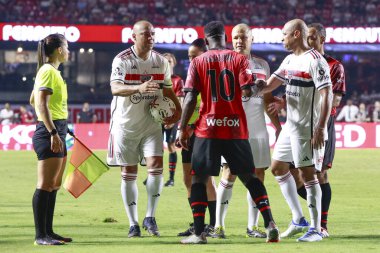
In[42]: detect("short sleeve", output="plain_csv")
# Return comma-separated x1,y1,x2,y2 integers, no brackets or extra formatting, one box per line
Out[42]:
36,68,55,93
272,55,289,82
330,62,346,95
238,56,254,89
184,60,200,93
263,60,270,79
110,57,126,83
175,78,185,97
310,57,332,90
162,59,173,88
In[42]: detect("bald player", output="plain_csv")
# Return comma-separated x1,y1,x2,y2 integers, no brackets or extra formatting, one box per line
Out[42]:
107,20,181,238
212,24,282,239
258,19,333,242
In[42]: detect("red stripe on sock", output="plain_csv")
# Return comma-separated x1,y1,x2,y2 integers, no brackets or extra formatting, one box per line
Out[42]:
321,220,328,223
191,202,208,207
193,213,205,217
259,206,271,212
322,212,328,215
254,195,268,203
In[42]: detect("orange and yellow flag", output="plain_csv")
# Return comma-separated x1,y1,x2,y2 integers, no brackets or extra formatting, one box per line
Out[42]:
64,137,109,198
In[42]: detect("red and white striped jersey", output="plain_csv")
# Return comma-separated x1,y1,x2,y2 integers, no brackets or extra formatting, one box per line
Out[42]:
109,46,172,137
273,49,332,138
242,55,270,139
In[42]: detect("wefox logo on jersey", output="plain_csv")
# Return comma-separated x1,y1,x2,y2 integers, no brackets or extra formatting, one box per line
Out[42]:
206,115,240,127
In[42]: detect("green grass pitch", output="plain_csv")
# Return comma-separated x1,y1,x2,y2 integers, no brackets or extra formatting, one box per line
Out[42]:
0,149,379,253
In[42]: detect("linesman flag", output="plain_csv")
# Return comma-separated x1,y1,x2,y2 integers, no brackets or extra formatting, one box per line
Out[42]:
64,136,109,198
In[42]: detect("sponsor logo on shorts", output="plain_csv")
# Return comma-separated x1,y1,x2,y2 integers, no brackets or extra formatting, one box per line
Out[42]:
302,156,310,162
286,90,300,97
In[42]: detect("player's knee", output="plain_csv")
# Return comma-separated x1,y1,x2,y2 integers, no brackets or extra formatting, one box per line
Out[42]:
317,170,328,184
271,166,285,176
300,167,317,182
192,174,208,185
145,156,163,168
237,172,255,186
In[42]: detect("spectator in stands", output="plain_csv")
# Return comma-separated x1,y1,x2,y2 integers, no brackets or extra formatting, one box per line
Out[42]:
336,99,359,122
76,102,97,123
359,90,371,104
356,103,370,122
18,105,35,124
0,102,14,125
372,101,380,122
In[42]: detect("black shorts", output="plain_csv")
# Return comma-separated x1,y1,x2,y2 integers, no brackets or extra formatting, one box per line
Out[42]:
323,115,336,169
181,133,195,163
191,137,255,176
162,123,179,143
32,120,68,160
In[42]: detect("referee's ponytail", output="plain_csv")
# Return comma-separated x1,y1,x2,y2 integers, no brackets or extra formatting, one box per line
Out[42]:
36,33,66,72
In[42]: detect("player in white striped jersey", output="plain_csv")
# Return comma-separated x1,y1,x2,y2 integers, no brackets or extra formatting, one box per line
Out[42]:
212,24,282,239
107,20,181,238
258,19,333,242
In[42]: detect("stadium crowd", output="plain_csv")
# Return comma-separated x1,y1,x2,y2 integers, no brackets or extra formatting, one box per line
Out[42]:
1,0,380,26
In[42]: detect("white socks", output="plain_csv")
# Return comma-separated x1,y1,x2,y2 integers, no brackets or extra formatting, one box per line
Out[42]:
215,179,234,228
145,168,163,218
121,172,139,226
246,190,260,229
305,179,322,232
275,171,304,223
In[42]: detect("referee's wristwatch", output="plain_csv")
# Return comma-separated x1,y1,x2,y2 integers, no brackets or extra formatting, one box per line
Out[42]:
50,129,58,136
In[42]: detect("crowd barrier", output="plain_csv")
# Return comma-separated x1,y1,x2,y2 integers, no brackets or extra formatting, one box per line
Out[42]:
0,123,379,151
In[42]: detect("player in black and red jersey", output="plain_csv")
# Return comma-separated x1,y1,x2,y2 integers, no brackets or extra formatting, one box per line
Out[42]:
178,21,279,244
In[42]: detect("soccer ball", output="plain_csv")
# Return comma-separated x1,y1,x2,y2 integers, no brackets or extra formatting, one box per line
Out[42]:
149,96,176,123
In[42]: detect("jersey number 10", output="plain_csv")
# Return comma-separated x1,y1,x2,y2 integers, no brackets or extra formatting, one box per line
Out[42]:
207,69,235,102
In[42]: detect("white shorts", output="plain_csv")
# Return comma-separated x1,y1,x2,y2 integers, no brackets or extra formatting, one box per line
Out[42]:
221,137,270,169
107,128,163,166
272,130,324,171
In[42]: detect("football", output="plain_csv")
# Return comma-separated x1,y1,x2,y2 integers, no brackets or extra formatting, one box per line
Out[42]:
149,96,176,123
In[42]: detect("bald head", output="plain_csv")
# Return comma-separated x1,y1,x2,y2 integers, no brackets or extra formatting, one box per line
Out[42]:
132,20,155,55
133,20,153,33
232,23,253,56
232,23,252,36
284,19,308,40
281,19,309,53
